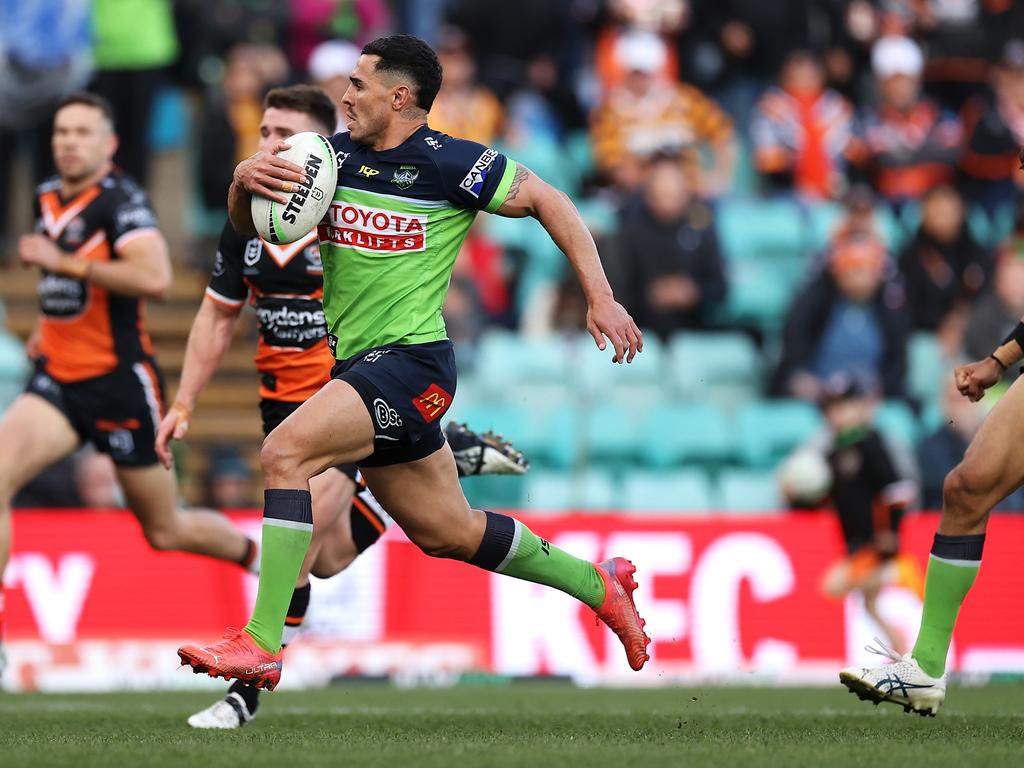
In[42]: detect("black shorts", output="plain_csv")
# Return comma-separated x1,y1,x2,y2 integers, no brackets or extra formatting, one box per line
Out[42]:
26,358,165,467
331,340,456,467
260,398,358,483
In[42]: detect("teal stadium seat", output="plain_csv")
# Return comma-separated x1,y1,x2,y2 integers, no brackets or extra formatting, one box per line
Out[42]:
717,468,784,513
737,400,823,467
522,469,618,512
638,403,735,468
473,331,571,395
716,198,805,262
908,332,945,407
668,331,761,402
585,402,646,466
622,470,715,513
874,400,919,447
574,331,666,400
459,475,524,510
807,202,906,253
447,400,579,469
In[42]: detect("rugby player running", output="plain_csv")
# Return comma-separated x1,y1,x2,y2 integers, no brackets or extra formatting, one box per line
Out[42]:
0,93,260,676
842,151,1024,716
157,85,528,728
177,35,649,688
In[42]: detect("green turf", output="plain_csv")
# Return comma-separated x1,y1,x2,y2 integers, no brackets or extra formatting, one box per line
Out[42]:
2,684,1024,768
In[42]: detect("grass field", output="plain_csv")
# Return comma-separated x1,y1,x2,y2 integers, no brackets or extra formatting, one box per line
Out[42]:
3,684,1024,768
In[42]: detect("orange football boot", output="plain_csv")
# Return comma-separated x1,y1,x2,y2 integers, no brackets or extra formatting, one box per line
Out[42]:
594,557,651,671
177,628,283,690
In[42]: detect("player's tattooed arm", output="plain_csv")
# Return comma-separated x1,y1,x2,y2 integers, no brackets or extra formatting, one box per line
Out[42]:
505,164,530,203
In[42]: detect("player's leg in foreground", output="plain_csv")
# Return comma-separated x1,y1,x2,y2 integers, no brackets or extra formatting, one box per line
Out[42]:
187,467,357,727
186,422,532,725
841,371,1024,715
177,381,647,689
0,394,81,679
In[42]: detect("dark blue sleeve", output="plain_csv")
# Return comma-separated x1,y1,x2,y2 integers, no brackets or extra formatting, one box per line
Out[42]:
433,137,517,213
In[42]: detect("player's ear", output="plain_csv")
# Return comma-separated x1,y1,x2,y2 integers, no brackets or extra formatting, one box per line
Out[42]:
392,84,413,112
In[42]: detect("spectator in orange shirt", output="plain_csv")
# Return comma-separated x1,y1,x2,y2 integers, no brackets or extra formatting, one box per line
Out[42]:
590,30,736,195
428,28,503,145
751,50,855,200
846,36,963,210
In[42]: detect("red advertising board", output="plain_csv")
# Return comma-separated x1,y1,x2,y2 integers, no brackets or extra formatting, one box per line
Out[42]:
3,510,1023,691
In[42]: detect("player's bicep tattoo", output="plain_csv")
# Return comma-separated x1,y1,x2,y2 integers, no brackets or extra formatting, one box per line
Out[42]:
505,165,530,202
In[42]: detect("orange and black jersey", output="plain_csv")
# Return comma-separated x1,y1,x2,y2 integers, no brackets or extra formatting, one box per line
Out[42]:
34,171,160,383
206,220,333,402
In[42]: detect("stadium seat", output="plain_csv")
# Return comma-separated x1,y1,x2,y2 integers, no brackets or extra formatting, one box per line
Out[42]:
716,197,806,262
874,400,919,447
574,331,666,397
908,332,945,407
736,400,823,468
447,400,580,469
472,331,572,394
667,331,761,401
622,470,715,513
717,468,784,513
807,201,906,253
584,402,647,466
638,402,736,468
460,475,524,510
522,469,618,512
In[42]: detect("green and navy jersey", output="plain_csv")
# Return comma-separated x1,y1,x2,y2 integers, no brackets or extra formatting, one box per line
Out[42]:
319,126,517,360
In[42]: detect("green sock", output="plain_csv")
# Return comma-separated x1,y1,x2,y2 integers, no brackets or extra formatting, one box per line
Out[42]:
911,533,985,678
244,489,313,653
468,511,606,608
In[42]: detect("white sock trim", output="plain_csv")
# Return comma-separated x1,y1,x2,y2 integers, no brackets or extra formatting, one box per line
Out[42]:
929,553,982,569
495,518,523,573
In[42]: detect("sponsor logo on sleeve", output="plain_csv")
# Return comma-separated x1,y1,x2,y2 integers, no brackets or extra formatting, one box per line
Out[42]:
459,149,498,198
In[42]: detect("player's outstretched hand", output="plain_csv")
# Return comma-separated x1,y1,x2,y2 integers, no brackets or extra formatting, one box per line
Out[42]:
155,402,192,470
954,357,1003,402
233,141,307,205
587,296,643,364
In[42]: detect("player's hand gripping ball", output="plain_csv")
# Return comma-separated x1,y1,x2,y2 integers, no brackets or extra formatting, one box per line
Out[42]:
251,132,337,244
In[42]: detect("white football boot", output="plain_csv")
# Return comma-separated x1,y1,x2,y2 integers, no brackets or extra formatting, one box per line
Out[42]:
187,692,256,729
840,638,947,716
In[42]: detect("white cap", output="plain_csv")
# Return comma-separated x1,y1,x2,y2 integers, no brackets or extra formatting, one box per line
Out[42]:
871,36,924,79
308,40,360,83
615,30,667,74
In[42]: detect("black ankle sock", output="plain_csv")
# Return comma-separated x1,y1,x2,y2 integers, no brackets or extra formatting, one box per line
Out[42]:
228,679,260,714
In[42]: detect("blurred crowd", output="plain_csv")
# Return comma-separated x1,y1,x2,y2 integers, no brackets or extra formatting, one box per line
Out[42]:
4,0,1024,510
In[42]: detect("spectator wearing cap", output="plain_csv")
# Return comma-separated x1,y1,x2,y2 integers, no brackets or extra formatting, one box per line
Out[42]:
751,50,855,200
607,154,728,341
590,30,736,195
958,39,1024,217
846,36,963,210
308,39,361,132
899,184,993,335
772,232,910,402
427,28,504,146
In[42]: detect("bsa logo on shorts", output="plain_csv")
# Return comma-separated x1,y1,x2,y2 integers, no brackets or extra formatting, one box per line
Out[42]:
373,398,403,430
413,383,452,423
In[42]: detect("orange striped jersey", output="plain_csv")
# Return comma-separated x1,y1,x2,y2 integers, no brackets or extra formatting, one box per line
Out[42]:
590,79,734,173
206,220,333,402
33,171,160,383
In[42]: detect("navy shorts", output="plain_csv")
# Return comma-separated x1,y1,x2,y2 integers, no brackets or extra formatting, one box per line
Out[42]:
331,340,456,467
260,398,359,482
26,358,165,467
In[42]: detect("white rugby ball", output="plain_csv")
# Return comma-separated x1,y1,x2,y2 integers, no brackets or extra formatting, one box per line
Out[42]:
778,448,833,505
251,131,337,244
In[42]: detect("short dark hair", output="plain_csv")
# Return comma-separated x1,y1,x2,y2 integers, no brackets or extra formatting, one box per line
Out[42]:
264,85,338,134
55,91,116,130
362,35,443,111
